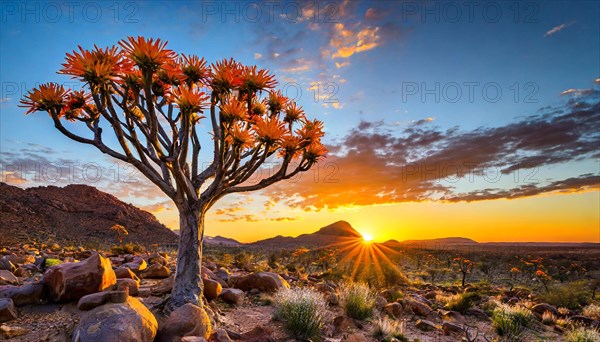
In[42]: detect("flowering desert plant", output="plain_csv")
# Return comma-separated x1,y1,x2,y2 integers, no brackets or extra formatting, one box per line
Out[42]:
20,36,327,310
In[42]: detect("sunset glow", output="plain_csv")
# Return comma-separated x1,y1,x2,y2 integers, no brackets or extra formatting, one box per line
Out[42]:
1,1,598,244
361,233,374,243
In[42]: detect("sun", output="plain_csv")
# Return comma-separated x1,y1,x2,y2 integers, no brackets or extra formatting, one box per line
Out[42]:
361,232,374,242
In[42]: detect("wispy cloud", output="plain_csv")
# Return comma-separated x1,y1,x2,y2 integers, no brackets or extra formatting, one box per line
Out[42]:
544,22,575,37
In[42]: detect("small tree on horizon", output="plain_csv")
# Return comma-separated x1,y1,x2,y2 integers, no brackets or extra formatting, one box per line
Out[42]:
111,224,128,244
20,36,327,310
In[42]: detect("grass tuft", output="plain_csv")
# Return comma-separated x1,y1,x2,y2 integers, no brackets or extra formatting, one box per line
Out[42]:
340,282,376,320
273,287,327,341
492,304,535,340
372,316,409,342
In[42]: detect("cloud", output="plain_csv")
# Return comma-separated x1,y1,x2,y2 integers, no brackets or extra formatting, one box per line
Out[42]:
141,201,172,214
443,174,600,202
329,23,381,59
265,94,600,210
544,22,574,37
254,53,263,60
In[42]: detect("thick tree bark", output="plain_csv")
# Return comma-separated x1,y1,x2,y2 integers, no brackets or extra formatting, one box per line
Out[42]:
170,205,204,309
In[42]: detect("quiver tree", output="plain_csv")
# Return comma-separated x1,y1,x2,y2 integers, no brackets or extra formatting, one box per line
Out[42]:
20,36,327,309
111,224,128,244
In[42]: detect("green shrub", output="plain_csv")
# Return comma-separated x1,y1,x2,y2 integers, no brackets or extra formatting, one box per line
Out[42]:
566,327,600,342
340,282,376,320
540,281,591,310
445,292,480,314
372,316,409,342
273,287,327,341
45,258,62,268
111,242,144,254
492,304,534,340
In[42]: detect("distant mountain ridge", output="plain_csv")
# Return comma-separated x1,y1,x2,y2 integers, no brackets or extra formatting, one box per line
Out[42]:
250,220,362,249
0,182,177,246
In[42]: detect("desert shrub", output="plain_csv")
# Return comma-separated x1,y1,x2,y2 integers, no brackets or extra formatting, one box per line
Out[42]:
273,287,327,341
540,280,591,310
541,311,556,325
481,300,499,316
45,258,62,267
492,304,534,340
582,303,600,321
111,242,144,254
340,282,376,320
372,316,409,342
445,292,480,314
566,327,600,342
234,251,253,271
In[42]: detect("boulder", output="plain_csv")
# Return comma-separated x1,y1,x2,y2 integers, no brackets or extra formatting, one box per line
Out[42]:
220,288,244,306
43,252,116,302
231,272,289,292
77,290,129,311
156,303,212,341
116,278,139,296
0,283,45,305
72,297,157,342
5,254,35,266
114,267,140,282
150,276,174,296
122,258,147,272
147,253,168,266
0,258,16,273
442,322,464,335
532,303,559,316
441,310,466,324
341,333,369,342
416,319,438,331
203,278,222,301
384,302,403,318
140,263,171,279
405,299,433,317
0,299,17,323
216,268,230,282
0,271,19,285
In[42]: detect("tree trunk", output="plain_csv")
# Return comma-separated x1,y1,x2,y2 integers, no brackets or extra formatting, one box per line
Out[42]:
461,272,466,287
170,206,204,309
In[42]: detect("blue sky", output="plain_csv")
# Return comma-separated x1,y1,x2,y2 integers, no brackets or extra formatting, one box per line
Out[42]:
1,1,599,241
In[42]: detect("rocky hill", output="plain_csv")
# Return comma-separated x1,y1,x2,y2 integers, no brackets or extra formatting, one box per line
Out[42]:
0,182,177,246
251,220,363,249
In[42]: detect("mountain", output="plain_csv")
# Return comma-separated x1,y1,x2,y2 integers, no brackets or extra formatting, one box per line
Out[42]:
383,237,479,248
204,235,243,247
251,220,363,249
0,182,177,246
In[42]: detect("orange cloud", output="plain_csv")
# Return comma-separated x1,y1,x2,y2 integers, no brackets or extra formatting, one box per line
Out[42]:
330,23,381,59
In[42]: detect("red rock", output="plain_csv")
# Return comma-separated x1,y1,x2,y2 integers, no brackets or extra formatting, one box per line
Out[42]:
116,278,139,296
140,263,170,279
202,278,222,301
156,303,212,341
0,271,18,286
231,272,289,292
0,283,45,305
220,288,244,306
114,267,140,282
72,297,157,341
0,298,17,323
43,252,116,302
77,290,129,311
